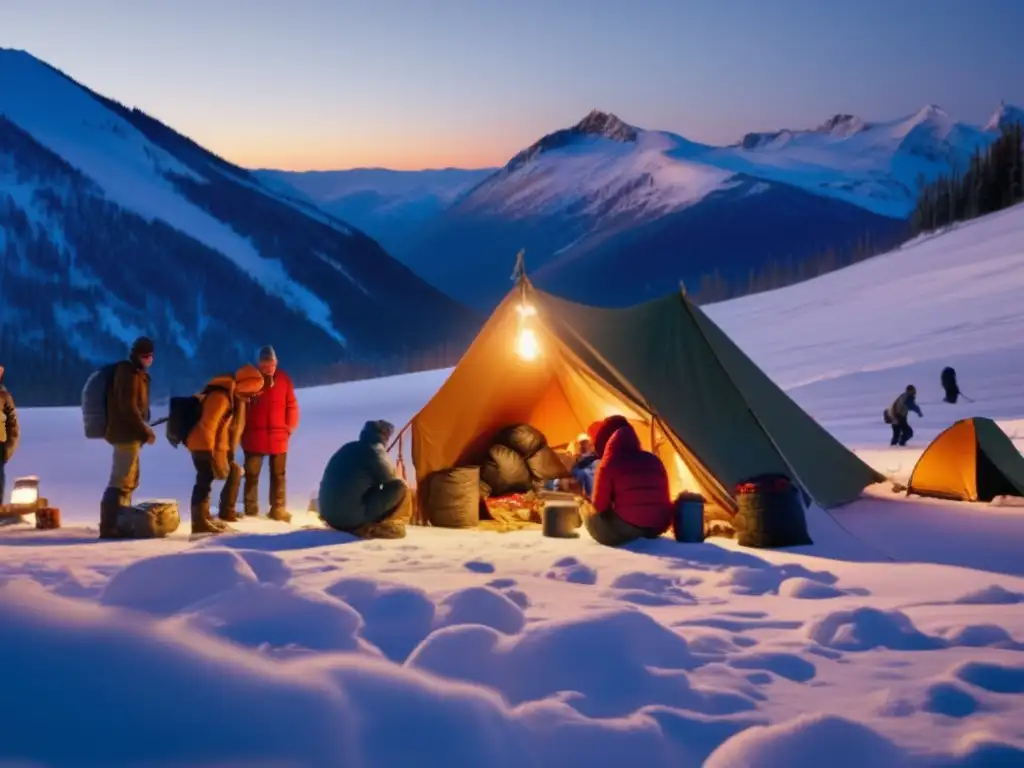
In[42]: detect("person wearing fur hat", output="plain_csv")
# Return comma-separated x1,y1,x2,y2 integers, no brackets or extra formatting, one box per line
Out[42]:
241,345,299,523
317,420,412,539
99,336,155,539
185,365,265,534
0,365,19,505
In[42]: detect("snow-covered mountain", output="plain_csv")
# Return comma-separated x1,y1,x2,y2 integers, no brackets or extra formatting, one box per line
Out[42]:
715,104,997,216
985,101,1024,132
0,49,478,405
381,105,1018,309
256,168,494,256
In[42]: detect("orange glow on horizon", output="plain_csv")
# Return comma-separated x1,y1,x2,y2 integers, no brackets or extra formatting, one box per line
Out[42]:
208,131,515,172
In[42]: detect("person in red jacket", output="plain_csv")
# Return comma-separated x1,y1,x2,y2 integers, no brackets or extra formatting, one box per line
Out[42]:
585,417,672,547
587,414,630,460
241,346,299,522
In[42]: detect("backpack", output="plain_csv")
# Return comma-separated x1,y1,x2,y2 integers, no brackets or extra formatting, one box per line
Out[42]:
82,363,119,439
165,384,230,448
166,395,205,448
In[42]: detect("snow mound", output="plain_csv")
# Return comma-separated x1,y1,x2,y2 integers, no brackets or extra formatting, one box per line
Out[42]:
777,577,848,600
953,661,1024,694
726,652,818,683
951,585,1024,605
178,581,377,658
704,713,909,768
434,586,526,636
941,732,1024,766
718,564,838,596
544,556,598,585
0,578,752,767
937,623,1022,649
100,550,259,615
920,681,980,719
0,579,355,766
407,608,756,718
326,576,436,663
807,607,945,651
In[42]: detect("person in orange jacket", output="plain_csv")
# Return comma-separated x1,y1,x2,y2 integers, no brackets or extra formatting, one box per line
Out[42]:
185,365,264,534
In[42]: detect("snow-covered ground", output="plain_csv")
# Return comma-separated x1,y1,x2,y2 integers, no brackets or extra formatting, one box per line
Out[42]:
4,206,1024,766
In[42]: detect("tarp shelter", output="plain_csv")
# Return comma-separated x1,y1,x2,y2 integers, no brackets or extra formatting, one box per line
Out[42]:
398,275,883,516
907,417,1024,502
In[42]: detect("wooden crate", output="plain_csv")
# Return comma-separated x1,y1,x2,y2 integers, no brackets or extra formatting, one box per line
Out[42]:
35,507,61,530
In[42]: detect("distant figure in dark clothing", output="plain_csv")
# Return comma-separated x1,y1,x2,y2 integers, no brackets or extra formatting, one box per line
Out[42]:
941,367,961,404
318,420,412,539
885,385,922,446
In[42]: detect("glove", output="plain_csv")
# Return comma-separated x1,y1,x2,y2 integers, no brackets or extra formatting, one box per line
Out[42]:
145,428,157,445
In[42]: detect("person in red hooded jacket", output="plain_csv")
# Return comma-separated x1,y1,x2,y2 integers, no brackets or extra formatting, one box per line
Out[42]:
241,346,299,522
585,416,672,547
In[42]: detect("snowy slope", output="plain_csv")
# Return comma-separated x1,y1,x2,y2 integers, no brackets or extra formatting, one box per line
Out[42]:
0,49,338,341
0,49,478,404
3,205,1024,766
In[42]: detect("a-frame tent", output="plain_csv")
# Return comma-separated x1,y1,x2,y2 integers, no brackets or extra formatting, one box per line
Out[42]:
401,276,883,516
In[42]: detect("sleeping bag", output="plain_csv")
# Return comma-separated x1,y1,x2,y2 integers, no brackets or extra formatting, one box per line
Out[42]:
494,424,547,458
527,445,571,482
425,466,481,528
480,443,534,495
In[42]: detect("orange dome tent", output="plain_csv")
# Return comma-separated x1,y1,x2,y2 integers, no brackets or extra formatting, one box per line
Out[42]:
907,417,1024,502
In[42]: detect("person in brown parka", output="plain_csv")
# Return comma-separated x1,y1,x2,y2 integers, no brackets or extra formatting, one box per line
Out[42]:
185,365,264,534
100,336,155,539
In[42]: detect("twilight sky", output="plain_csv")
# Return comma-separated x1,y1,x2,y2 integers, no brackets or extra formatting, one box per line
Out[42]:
3,0,1022,171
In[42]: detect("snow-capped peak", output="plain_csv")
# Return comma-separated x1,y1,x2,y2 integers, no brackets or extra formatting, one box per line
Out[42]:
504,110,639,172
814,113,866,137
572,110,638,142
905,104,953,133
984,101,1024,132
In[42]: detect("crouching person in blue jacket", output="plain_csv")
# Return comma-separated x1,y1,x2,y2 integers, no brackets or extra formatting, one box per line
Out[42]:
318,420,412,538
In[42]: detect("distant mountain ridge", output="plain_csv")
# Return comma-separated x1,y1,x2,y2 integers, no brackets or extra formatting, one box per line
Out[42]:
265,103,1019,310
0,49,478,405
257,167,494,256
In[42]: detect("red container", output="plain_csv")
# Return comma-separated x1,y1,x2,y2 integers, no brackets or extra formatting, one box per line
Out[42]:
36,507,61,530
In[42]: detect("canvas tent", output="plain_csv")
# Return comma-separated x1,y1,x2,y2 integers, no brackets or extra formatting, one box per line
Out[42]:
397,274,883,516
907,417,1024,502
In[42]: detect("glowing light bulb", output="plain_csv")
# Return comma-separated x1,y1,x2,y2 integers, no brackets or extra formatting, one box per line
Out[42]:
516,327,540,361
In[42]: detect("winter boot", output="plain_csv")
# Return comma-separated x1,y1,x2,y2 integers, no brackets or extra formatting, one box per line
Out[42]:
267,507,292,524
192,499,230,535
98,487,124,540
354,518,407,540
218,506,240,523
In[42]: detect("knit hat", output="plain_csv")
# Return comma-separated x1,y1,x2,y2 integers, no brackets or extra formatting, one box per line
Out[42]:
131,337,155,357
258,345,277,363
